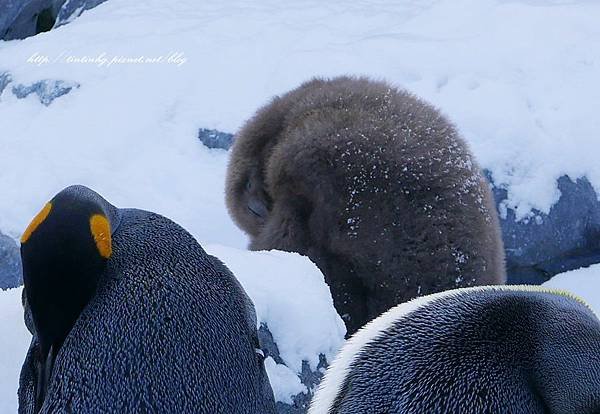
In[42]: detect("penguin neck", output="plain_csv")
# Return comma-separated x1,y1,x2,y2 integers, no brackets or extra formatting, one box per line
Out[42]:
28,266,100,413
26,256,102,354
31,268,99,356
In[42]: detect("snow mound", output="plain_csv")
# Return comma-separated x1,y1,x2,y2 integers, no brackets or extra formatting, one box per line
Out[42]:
0,288,32,413
544,265,600,315
264,357,308,405
206,245,346,373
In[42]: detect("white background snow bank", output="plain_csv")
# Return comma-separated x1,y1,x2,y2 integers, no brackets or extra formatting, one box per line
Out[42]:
543,264,600,314
0,0,599,230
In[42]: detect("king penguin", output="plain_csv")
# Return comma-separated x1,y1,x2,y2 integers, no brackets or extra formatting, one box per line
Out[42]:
18,185,277,414
309,285,600,414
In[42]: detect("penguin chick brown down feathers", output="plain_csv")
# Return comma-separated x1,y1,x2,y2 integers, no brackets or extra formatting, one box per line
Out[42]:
309,285,600,414
18,185,276,414
226,76,506,334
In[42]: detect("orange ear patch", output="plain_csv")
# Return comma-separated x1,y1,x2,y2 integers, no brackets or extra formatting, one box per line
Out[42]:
90,214,112,259
21,202,53,244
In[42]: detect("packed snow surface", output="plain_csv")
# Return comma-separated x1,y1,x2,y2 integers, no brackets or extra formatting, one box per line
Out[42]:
264,357,308,405
206,245,346,374
0,288,31,413
1,0,600,411
543,264,600,314
0,0,599,232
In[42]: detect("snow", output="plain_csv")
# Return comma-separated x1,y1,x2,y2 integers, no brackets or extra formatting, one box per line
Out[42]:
264,357,308,405
0,0,599,226
0,288,31,413
206,245,346,373
1,0,600,410
543,264,600,315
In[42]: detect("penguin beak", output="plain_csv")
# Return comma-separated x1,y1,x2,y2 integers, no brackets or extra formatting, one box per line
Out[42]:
248,199,268,220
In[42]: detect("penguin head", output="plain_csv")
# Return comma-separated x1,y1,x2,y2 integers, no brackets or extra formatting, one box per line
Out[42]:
20,185,120,353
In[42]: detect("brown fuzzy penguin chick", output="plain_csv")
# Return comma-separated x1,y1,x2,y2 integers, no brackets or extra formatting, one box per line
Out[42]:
226,76,506,334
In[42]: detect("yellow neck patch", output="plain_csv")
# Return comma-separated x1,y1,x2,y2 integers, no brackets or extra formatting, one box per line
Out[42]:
90,214,112,259
21,202,53,244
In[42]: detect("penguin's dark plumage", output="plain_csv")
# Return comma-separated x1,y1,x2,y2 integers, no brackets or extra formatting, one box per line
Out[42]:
18,185,276,413
20,186,119,411
226,76,506,334
309,286,600,414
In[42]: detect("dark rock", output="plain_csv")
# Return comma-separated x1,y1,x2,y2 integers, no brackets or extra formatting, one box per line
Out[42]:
277,356,328,414
0,0,66,41
259,324,327,414
258,324,285,365
0,71,12,96
0,231,22,290
487,172,600,285
55,0,109,27
12,79,79,105
198,128,235,150
1,0,109,40
1,71,79,105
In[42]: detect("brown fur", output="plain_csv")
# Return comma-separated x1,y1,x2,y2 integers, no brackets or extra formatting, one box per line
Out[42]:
226,76,506,334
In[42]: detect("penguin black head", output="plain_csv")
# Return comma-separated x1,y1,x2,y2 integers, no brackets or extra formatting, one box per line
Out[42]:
21,185,120,352
20,185,120,410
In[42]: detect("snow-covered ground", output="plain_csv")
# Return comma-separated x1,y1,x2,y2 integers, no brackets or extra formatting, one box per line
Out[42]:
544,264,600,314
1,0,600,237
1,0,600,411
0,289,30,413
